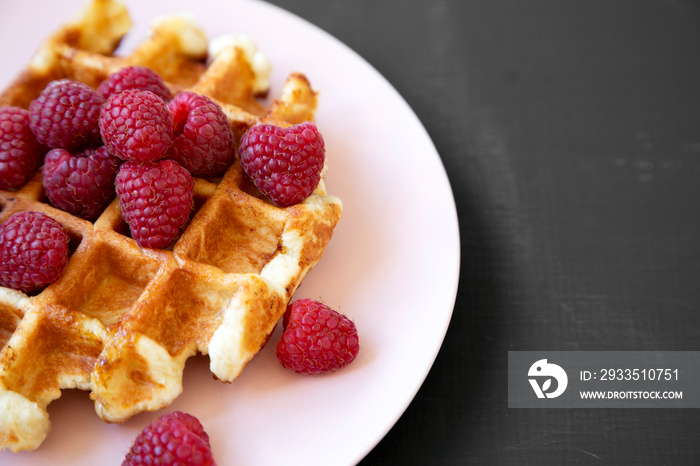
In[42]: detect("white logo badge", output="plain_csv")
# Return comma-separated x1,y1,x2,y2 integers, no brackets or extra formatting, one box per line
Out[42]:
528,359,568,398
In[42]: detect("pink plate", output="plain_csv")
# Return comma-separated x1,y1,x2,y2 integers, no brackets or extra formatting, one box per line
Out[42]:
0,1,460,464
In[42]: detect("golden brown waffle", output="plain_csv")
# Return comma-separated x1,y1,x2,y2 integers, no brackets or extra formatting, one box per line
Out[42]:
0,0,342,452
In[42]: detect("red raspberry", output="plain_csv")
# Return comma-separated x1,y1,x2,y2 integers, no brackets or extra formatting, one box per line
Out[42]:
168,91,235,176
99,89,173,162
97,66,172,102
28,79,104,149
0,211,69,294
115,159,194,249
122,411,216,466
239,122,325,207
0,106,45,190
276,299,359,375
42,146,121,221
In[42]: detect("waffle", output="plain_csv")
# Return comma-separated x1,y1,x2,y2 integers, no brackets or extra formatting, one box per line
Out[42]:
0,0,342,452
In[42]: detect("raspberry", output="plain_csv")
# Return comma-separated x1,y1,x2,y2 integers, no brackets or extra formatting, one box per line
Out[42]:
99,89,173,162
97,66,172,102
276,299,359,375
239,122,325,207
122,411,216,466
0,106,45,190
115,159,194,249
168,91,235,176
42,146,121,221
28,79,104,149
0,211,69,294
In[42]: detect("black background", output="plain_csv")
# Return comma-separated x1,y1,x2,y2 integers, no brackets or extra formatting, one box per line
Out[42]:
266,1,700,464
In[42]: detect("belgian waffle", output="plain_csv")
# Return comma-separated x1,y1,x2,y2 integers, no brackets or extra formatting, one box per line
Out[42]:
0,0,342,452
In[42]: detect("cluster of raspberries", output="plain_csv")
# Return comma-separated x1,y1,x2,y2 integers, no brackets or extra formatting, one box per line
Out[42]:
0,65,327,253
0,66,239,248
32,67,237,246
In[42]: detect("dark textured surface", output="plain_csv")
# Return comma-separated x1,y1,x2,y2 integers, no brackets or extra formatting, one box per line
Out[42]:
266,1,700,464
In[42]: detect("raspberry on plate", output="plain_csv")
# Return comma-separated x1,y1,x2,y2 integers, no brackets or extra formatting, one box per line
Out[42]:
239,122,325,207
28,79,105,149
168,91,235,176
277,298,359,375
99,89,173,162
0,106,45,190
42,146,121,221
115,159,194,249
97,65,172,102
0,211,70,294
122,411,216,466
